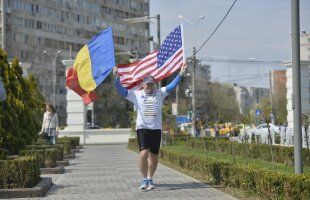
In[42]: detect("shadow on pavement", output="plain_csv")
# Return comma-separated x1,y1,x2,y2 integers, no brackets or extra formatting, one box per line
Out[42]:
44,184,77,197
155,182,210,191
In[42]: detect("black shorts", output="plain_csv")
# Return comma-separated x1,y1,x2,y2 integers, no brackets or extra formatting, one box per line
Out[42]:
137,129,161,155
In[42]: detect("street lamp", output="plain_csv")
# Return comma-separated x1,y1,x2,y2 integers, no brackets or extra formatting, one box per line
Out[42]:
123,14,161,87
43,50,61,107
178,15,205,122
123,14,161,49
177,14,205,48
177,15,205,24
115,51,139,63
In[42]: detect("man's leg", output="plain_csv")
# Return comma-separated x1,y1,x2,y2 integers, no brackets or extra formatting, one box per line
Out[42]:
147,152,158,178
146,130,161,190
139,149,149,178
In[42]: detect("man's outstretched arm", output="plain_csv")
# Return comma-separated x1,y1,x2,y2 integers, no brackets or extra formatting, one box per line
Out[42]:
166,63,187,94
113,67,128,97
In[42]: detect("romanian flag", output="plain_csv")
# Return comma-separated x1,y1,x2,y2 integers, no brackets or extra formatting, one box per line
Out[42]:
66,26,115,104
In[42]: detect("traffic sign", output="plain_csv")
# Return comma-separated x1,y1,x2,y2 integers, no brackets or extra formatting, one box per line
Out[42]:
256,109,261,116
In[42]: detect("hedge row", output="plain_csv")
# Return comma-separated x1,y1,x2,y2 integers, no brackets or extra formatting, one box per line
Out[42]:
160,148,310,200
36,136,80,155
0,156,40,189
19,148,59,168
162,134,229,144
57,137,80,154
25,144,64,161
128,138,310,200
186,139,310,166
0,136,79,189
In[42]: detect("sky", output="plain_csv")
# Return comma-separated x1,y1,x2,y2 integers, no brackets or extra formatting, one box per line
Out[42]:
149,0,310,88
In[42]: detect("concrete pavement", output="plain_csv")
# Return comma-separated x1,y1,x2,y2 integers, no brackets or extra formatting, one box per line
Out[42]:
15,144,238,200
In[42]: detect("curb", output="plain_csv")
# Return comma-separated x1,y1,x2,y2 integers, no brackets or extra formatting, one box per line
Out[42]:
0,177,52,199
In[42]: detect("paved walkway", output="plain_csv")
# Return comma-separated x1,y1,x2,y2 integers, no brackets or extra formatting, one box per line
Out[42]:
21,144,238,200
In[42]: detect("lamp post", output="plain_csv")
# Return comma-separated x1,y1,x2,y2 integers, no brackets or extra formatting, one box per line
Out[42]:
291,0,302,174
189,48,199,129
177,14,205,48
177,15,205,121
185,88,193,138
175,15,205,120
43,50,61,107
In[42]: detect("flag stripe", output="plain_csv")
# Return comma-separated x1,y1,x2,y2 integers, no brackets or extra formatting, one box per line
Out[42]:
74,45,97,92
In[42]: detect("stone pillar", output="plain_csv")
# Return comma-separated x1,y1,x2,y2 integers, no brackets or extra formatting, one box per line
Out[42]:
61,60,86,144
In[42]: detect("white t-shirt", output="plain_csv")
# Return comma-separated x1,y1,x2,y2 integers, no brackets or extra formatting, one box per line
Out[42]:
126,87,168,130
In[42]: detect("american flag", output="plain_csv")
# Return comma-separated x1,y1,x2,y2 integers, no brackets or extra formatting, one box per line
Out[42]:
117,25,185,90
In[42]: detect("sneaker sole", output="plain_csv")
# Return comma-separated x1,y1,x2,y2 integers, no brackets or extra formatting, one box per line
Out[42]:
147,186,155,190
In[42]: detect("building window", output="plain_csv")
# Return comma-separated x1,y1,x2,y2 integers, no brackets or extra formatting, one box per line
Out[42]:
37,21,42,29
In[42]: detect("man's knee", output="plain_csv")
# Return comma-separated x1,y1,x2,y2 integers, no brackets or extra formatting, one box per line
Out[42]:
148,152,158,161
140,149,149,157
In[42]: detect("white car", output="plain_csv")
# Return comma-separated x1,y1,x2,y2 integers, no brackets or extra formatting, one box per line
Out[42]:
254,123,280,135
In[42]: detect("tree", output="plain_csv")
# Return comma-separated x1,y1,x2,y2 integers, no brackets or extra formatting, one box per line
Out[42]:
301,113,310,165
0,49,45,155
94,53,133,128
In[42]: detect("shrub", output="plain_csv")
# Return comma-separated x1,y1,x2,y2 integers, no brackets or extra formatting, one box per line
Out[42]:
25,144,64,161
187,139,309,166
0,156,40,189
19,149,45,168
128,138,310,200
19,148,59,168
57,137,80,154
158,146,310,200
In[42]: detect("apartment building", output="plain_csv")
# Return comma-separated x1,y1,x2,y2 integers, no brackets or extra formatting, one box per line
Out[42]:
0,0,150,124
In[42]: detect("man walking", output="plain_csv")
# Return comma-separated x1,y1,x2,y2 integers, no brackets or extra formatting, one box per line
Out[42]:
113,63,187,190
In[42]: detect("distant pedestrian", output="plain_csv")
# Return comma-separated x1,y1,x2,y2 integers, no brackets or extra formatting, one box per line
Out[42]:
40,104,59,145
194,118,201,138
0,77,6,101
113,63,187,190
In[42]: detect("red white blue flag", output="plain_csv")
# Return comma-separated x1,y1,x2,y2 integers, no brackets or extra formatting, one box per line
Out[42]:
117,24,185,90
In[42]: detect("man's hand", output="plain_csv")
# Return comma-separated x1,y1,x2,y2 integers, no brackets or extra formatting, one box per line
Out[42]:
113,67,119,77
179,63,187,77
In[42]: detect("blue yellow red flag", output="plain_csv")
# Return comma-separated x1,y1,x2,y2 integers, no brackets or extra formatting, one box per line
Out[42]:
66,26,115,104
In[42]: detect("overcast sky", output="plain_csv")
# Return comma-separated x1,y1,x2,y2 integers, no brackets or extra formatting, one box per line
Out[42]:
149,0,310,88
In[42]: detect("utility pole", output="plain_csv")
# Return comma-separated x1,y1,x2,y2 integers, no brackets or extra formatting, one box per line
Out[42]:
1,0,6,49
192,47,196,121
291,0,303,174
269,70,274,123
52,57,56,107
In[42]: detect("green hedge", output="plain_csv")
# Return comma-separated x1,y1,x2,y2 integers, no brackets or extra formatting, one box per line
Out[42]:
0,156,40,189
19,148,59,168
159,147,310,200
128,138,310,200
162,134,229,145
57,137,80,154
25,144,64,161
187,139,309,166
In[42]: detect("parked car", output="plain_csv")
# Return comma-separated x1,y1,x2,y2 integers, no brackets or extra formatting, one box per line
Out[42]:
177,123,194,135
254,123,280,135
